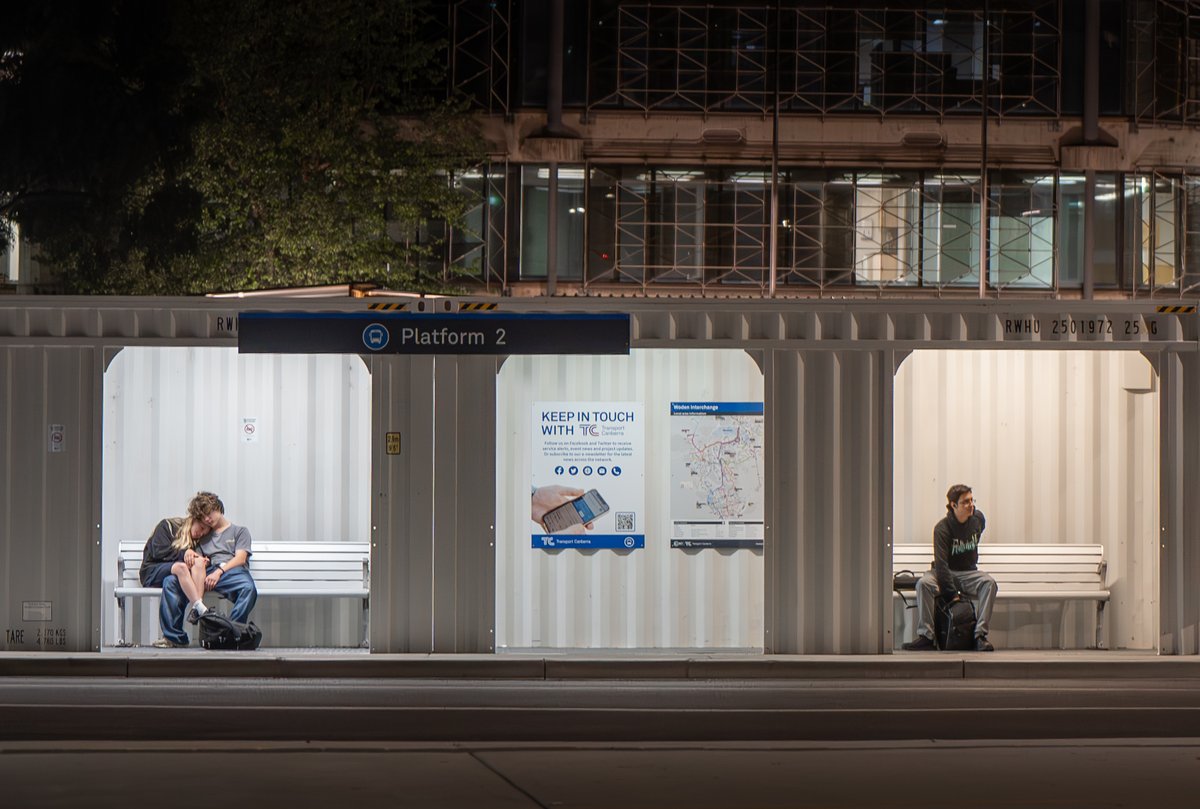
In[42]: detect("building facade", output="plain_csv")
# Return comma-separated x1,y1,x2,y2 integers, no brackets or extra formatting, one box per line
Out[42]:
430,0,1200,298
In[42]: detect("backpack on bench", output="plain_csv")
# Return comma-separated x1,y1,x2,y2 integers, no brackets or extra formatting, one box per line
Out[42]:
198,612,263,650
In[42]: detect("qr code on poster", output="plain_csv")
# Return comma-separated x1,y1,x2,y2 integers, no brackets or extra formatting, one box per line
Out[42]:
615,512,635,531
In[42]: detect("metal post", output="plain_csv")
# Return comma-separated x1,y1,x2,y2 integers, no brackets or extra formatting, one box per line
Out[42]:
979,2,990,298
1082,0,1100,298
1084,172,1096,298
767,0,781,298
547,163,558,295
547,0,566,135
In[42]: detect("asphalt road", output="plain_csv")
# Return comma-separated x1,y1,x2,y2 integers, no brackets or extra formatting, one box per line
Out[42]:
4,676,1200,741
3,739,1199,809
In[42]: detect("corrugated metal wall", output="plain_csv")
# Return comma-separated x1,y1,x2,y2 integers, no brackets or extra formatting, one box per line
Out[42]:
0,347,100,652
766,349,893,654
496,349,765,650
369,355,498,654
102,347,371,648
1160,350,1200,655
893,350,1160,649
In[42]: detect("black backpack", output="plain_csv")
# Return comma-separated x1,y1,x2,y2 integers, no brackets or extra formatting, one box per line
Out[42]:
198,612,263,650
935,595,977,651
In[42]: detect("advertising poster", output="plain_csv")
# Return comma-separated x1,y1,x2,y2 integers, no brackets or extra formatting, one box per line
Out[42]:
531,401,644,549
669,402,765,549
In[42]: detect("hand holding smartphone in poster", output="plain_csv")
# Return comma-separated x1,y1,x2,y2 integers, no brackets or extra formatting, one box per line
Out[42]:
540,489,610,533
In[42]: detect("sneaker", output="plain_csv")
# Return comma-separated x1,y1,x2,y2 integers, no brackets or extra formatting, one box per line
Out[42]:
902,635,936,651
975,635,995,652
186,606,201,625
151,637,188,649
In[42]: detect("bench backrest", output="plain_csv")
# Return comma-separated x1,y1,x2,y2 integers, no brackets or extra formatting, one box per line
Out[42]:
893,543,1107,595
118,540,370,591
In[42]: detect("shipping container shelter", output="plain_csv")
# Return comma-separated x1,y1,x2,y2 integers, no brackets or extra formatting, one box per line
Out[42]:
0,297,1197,655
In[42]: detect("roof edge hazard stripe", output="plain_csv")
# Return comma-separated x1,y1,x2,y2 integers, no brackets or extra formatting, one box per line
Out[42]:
368,302,408,311
459,302,498,311
1156,305,1197,314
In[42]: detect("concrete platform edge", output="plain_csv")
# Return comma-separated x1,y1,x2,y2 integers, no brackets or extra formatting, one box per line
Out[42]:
1,652,1197,680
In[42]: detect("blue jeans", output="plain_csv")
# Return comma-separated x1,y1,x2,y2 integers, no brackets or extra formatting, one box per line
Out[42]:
159,566,258,646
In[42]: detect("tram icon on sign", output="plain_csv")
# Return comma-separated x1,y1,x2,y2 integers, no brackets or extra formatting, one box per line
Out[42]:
363,323,389,351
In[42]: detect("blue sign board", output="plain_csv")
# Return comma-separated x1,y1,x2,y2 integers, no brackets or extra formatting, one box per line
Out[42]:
532,534,645,550
238,311,630,355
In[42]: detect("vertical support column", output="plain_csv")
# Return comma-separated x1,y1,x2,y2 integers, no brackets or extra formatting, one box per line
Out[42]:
432,356,498,653
1159,349,1200,655
765,348,890,653
370,355,436,653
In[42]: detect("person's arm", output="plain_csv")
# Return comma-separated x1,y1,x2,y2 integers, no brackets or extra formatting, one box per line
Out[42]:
205,549,247,589
932,521,958,598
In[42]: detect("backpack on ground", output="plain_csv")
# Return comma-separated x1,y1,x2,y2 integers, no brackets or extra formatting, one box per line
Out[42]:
934,595,976,651
198,612,263,650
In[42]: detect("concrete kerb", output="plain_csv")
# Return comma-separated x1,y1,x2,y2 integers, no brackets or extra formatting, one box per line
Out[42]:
1,652,1198,680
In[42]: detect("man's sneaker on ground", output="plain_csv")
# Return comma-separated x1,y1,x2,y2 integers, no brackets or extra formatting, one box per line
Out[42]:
151,637,187,648
975,635,995,652
186,605,201,625
901,635,936,651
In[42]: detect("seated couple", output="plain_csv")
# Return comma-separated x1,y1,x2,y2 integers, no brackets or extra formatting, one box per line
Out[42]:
138,491,257,648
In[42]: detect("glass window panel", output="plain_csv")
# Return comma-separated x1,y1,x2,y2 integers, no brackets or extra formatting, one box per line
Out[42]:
520,165,585,280
447,170,487,282
1121,174,1178,290
854,173,920,286
988,172,1055,288
1185,176,1200,292
1057,174,1085,287
1056,173,1119,288
1152,176,1179,288
922,173,980,287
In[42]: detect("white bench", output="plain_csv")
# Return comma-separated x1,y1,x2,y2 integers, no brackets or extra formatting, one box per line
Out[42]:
893,543,1109,649
115,540,371,647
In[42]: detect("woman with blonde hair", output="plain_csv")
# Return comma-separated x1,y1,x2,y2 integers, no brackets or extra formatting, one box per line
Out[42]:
138,515,210,648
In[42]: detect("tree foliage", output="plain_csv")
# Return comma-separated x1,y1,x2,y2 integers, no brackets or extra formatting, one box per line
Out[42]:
0,0,483,294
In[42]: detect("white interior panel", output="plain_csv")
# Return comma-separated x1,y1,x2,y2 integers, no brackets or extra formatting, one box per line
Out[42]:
496,349,765,650
101,347,371,647
894,350,1159,649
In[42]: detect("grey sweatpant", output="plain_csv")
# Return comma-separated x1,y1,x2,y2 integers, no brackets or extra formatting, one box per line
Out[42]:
915,568,998,641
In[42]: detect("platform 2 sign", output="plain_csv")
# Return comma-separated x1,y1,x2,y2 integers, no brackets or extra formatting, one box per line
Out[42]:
238,312,630,355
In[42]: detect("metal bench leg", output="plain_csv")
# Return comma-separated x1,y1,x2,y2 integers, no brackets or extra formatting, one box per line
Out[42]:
361,598,370,649
1095,601,1106,649
116,597,130,647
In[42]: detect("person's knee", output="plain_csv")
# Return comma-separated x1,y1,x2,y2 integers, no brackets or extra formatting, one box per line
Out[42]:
170,562,189,577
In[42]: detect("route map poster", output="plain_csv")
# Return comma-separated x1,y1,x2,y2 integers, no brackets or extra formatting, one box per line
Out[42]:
669,402,764,550
531,401,645,550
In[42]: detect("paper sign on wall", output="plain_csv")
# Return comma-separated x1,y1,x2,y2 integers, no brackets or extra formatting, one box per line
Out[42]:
669,402,765,550
48,424,65,453
241,417,259,443
531,401,644,550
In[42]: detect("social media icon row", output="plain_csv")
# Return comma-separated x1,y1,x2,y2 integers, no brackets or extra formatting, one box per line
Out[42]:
553,465,622,477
